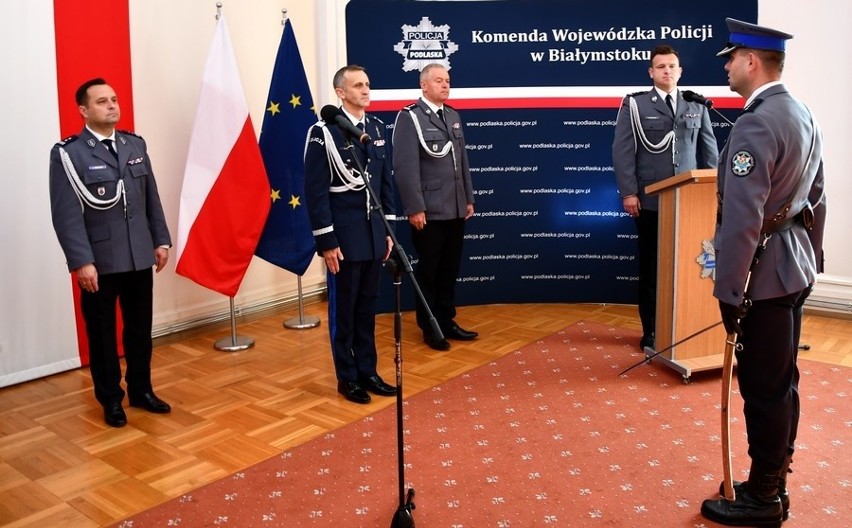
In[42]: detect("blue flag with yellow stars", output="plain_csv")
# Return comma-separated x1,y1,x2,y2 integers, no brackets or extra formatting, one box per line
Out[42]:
255,18,317,275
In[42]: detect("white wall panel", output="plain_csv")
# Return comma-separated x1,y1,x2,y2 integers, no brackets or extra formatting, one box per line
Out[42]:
0,0,81,386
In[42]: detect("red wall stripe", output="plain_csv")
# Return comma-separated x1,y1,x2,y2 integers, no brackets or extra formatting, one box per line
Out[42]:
53,0,134,363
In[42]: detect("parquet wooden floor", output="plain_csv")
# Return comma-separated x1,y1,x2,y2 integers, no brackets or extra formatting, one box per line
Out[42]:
1,302,849,527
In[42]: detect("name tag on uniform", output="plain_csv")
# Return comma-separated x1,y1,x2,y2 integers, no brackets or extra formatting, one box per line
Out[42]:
88,164,108,170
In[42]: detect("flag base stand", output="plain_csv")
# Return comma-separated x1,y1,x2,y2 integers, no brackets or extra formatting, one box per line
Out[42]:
214,297,255,352
284,276,321,330
214,335,255,352
284,316,320,330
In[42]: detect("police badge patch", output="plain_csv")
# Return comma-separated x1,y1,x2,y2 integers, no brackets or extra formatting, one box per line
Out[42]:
393,16,458,72
731,150,755,176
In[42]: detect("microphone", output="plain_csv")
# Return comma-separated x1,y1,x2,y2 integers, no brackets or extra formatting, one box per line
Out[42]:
682,90,735,126
682,89,713,108
320,104,372,144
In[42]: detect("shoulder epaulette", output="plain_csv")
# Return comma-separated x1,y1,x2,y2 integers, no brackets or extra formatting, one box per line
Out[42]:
402,102,417,110
626,90,646,98
743,98,764,114
55,135,78,146
367,114,385,126
118,129,142,139
443,103,456,111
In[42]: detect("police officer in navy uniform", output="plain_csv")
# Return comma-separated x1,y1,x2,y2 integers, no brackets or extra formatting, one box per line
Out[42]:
49,78,172,427
304,65,397,405
612,44,718,350
392,63,477,351
700,19,826,527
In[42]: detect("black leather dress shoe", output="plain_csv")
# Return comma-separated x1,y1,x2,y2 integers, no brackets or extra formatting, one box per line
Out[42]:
103,401,127,428
338,381,371,404
719,480,790,519
423,330,450,351
444,323,478,341
640,332,655,349
701,489,783,527
360,375,398,396
129,392,171,414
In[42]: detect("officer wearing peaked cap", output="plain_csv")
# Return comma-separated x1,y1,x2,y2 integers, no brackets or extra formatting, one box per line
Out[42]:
701,18,827,528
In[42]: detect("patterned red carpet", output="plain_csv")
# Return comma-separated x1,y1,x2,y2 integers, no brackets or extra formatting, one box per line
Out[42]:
115,322,850,527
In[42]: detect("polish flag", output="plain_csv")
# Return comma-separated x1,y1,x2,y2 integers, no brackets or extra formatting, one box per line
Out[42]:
175,15,271,298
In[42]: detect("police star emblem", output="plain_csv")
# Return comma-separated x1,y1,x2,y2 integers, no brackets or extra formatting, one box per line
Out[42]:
696,240,716,280
731,150,755,176
393,16,459,72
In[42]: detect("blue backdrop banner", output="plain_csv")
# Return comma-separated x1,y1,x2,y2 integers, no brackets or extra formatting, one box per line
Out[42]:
344,0,756,310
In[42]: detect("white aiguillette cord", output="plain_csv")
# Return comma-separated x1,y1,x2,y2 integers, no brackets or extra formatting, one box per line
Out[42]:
59,147,126,216
627,96,676,164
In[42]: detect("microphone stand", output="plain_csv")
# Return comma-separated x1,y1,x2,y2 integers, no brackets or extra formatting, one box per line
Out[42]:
384,249,417,528
710,106,735,127
683,90,735,126
340,131,442,528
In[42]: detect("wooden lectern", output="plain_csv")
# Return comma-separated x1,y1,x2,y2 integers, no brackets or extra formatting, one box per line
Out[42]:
645,169,727,382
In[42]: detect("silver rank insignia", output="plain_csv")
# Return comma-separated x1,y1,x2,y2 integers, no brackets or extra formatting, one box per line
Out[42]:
97,186,106,196
87,139,96,148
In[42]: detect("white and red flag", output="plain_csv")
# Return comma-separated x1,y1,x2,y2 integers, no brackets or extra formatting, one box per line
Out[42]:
175,14,270,297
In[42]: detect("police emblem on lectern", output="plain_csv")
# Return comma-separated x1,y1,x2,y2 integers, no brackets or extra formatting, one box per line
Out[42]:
393,16,459,72
696,239,716,280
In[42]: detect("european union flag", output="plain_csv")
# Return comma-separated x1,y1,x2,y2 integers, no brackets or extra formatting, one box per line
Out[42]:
255,19,317,275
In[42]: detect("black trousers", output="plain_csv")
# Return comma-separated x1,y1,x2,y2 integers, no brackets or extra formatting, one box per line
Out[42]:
735,286,810,473
326,258,381,382
411,218,465,331
634,210,659,335
80,269,154,406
